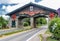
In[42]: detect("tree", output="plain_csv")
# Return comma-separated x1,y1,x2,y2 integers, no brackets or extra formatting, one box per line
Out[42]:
36,17,47,25
0,16,8,29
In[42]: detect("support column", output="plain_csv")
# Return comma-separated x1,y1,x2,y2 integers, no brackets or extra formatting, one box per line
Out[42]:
46,15,50,24
8,17,12,28
46,15,50,27
34,18,36,28
16,16,18,28
48,15,50,23
18,19,23,28
30,17,35,28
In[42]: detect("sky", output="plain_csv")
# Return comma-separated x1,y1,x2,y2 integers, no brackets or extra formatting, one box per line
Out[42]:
1,0,60,12
0,0,60,19
7,0,60,11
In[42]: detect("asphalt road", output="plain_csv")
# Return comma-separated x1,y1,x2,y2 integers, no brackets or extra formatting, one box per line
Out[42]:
0,25,47,41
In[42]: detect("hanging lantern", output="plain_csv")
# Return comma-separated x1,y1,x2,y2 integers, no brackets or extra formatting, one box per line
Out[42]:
49,12,54,19
12,14,16,20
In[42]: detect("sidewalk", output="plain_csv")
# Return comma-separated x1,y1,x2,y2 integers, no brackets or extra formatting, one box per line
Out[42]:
0,28,23,35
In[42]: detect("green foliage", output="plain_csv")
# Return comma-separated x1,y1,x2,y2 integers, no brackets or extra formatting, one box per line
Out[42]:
0,17,8,29
23,18,30,26
23,22,29,26
36,17,47,25
47,37,58,41
39,34,43,41
48,18,60,39
45,29,51,35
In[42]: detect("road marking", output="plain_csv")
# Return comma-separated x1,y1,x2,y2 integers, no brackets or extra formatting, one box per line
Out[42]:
26,29,47,41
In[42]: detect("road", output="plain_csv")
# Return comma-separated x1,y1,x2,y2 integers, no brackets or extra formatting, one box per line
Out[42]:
0,25,47,41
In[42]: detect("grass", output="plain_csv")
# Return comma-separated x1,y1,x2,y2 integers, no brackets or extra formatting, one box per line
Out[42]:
45,29,52,35
3,30,23,35
47,37,58,41
45,30,58,41
24,26,32,30
0,27,9,30
39,34,43,41
39,29,52,41
0,35,3,37
36,24,41,28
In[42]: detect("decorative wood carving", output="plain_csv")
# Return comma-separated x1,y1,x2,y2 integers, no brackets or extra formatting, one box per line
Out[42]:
17,6,54,16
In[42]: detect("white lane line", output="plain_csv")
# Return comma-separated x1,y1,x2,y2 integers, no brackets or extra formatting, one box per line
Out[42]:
26,29,47,41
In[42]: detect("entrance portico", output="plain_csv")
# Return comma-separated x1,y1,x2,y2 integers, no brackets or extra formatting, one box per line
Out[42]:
6,2,58,28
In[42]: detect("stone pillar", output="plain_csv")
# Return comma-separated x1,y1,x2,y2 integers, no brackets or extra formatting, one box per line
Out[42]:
18,18,23,28
16,16,18,28
30,17,35,28
48,15,50,23
46,15,50,24
8,17,12,28
46,15,50,27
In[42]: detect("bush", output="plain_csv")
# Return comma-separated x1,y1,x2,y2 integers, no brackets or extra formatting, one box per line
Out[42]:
36,18,47,25
48,18,60,40
0,17,8,29
23,22,29,26
23,18,30,25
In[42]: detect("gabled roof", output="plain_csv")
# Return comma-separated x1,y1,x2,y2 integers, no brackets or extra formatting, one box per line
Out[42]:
6,2,57,16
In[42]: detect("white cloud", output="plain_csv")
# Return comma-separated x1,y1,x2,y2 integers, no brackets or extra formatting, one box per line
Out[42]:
6,0,60,12
0,15,9,20
6,0,31,12
1,0,60,20
10,0,30,3
38,0,60,10
0,0,9,4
